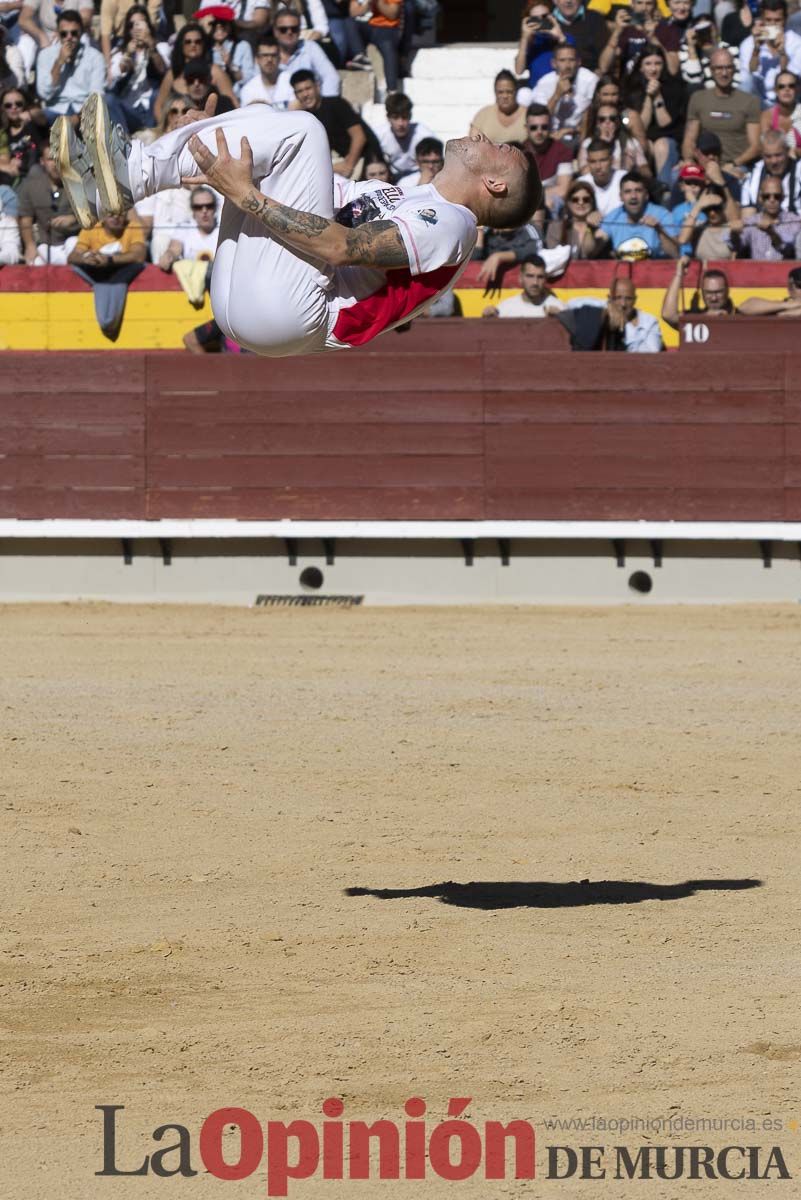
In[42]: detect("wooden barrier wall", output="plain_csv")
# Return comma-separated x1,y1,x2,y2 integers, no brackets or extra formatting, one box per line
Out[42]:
1,330,799,521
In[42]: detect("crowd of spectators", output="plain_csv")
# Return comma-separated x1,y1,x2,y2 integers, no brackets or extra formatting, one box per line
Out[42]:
1,0,800,345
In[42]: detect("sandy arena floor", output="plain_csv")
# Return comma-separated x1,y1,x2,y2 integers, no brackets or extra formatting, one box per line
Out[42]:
2,603,800,1199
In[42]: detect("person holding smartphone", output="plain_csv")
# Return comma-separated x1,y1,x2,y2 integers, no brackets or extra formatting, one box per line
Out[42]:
515,1,574,92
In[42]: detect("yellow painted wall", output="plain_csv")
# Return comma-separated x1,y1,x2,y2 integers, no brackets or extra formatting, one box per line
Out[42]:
0,287,790,351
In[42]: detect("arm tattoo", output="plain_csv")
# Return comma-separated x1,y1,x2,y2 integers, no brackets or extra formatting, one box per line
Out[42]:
239,190,409,269
343,220,409,268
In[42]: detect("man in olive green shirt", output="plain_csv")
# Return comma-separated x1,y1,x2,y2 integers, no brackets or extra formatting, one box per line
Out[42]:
682,48,761,179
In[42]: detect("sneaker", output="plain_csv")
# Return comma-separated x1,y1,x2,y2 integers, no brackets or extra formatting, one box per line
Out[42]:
50,116,98,229
80,92,133,216
345,56,372,70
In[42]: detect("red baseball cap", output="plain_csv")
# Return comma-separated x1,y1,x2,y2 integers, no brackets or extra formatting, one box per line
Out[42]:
192,4,236,19
679,164,705,182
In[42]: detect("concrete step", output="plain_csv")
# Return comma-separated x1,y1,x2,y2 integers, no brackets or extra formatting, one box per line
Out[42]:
410,45,515,80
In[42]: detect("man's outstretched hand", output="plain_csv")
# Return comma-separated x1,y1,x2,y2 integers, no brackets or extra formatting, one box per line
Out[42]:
188,127,258,204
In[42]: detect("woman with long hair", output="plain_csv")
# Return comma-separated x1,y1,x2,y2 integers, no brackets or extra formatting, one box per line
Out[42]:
470,69,528,144
759,70,801,151
0,85,46,187
580,75,648,153
105,5,170,133
545,179,608,259
578,101,651,174
624,43,686,183
154,22,236,121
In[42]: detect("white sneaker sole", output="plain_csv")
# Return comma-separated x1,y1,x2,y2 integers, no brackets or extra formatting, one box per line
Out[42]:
51,117,95,229
82,93,125,216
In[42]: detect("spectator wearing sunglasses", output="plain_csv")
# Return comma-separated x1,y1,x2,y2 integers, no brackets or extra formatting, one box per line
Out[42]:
158,185,219,271
35,10,105,122
520,102,572,212
0,87,47,187
133,97,194,256
546,179,608,259
759,70,801,150
272,4,340,104
195,0,270,39
728,176,801,258
154,22,236,122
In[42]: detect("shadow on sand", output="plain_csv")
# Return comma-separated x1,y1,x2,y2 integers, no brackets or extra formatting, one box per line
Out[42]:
344,878,763,910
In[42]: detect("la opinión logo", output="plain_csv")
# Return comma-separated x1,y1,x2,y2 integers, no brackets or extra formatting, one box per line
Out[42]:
96,1099,536,1195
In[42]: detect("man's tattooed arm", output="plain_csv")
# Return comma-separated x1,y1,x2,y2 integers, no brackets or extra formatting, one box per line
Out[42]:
188,132,410,269
240,188,409,269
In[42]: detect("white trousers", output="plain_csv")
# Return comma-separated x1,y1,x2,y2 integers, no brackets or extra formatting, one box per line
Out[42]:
128,108,336,356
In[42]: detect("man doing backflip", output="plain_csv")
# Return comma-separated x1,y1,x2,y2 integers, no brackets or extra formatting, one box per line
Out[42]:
52,94,541,356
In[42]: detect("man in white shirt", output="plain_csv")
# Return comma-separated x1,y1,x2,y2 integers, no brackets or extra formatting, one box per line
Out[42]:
374,92,435,178
240,35,283,106
568,277,663,351
576,140,626,217
739,1,801,107
482,256,565,318
272,7,340,104
158,185,219,269
531,44,597,139
740,129,801,214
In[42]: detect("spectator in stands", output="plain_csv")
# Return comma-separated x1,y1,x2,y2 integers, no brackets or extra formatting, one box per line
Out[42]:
674,180,738,256
578,101,650,172
677,17,743,92
177,60,238,116
598,0,660,77
666,160,706,249
397,135,443,186
482,255,564,318
18,0,93,68
291,68,381,176
321,0,368,69
560,276,663,350
740,263,801,313
531,43,597,144
546,178,609,256
204,7,255,95
154,23,237,122
374,92,434,179
682,48,762,176
17,140,78,262
349,0,401,91
581,76,649,153
240,36,281,106
759,69,801,146
740,128,801,212
195,0,270,40
721,0,756,50
739,1,801,107
36,10,105,123
158,183,218,270
662,255,736,328
624,43,687,184
521,101,573,211
67,210,147,339
133,99,194,257
473,221,552,292
601,169,678,257
0,87,46,186
515,1,575,93
575,140,625,216
99,0,162,71
0,174,20,260
0,27,24,92
364,158,391,180
551,0,608,71
654,0,693,71
105,6,168,134
470,69,528,144
272,4,340,103
729,174,801,256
